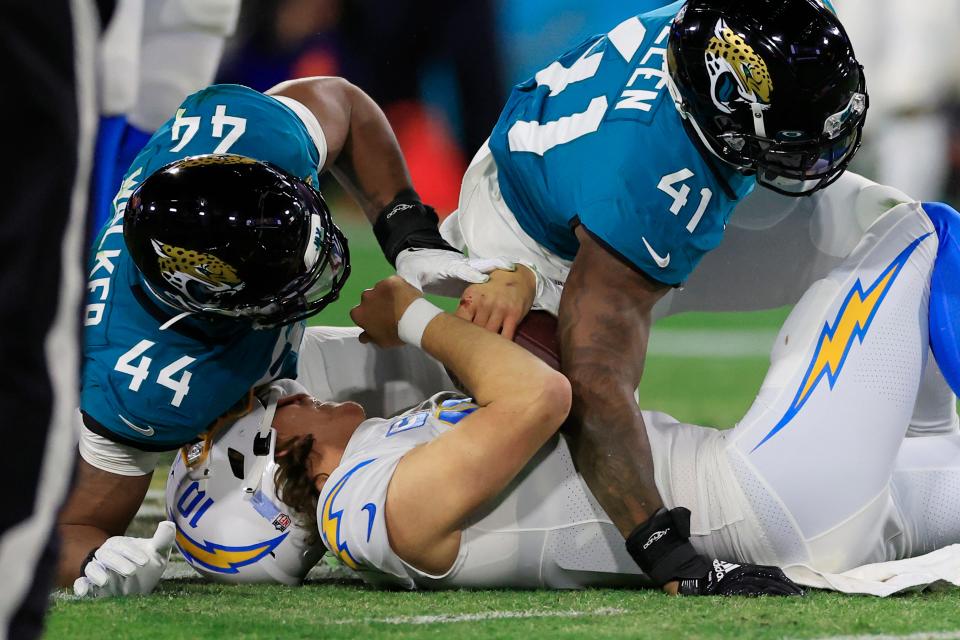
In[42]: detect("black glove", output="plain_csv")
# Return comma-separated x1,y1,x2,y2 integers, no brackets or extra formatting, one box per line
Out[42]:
625,507,803,597
679,559,805,596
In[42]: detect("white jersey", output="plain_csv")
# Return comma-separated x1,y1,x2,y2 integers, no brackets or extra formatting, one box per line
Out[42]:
316,392,646,589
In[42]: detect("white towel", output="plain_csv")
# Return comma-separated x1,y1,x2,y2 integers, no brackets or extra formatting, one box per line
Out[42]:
785,544,960,596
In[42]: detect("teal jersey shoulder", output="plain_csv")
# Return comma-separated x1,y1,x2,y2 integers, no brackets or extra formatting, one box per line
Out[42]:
126,84,322,188
488,2,755,285
81,84,316,448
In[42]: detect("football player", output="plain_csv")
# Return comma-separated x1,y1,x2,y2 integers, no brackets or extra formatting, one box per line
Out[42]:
60,75,512,595
165,199,960,595
404,0,873,593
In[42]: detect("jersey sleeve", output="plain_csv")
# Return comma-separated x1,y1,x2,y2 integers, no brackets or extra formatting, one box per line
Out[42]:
317,454,415,587
270,95,328,170
576,191,704,286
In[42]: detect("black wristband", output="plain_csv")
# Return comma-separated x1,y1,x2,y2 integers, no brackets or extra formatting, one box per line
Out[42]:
625,507,710,585
79,546,99,576
372,191,460,267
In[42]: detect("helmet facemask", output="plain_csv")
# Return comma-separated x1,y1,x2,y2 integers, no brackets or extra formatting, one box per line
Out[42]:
218,197,351,328
716,86,868,196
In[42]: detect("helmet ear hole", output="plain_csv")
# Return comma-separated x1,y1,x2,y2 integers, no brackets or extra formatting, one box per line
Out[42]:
253,432,272,456
227,448,245,480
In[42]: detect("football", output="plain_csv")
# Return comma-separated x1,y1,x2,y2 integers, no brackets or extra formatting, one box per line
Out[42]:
514,310,561,371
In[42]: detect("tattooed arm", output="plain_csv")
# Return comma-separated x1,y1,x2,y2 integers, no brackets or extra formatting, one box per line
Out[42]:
559,225,669,535
559,229,805,597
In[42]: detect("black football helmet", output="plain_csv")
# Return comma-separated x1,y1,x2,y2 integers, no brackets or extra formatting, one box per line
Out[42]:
666,0,868,196
124,154,350,327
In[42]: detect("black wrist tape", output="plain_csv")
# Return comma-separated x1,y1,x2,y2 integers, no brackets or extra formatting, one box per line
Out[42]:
372,192,459,267
625,507,711,585
79,546,99,576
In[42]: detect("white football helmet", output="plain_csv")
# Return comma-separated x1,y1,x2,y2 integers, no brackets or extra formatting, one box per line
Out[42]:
165,381,325,584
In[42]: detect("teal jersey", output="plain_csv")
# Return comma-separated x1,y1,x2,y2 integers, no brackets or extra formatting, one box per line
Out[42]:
81,84,320,449
488,2,756,285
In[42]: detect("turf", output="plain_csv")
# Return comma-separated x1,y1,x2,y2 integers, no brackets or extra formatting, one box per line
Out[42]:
46,222,958,639
47,583,960,640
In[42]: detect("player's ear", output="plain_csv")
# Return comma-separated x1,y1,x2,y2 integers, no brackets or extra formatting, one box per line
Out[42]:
313,472,330,494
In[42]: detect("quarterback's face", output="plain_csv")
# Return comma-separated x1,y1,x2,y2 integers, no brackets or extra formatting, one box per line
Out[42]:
272,394,366,486
272,394,366,444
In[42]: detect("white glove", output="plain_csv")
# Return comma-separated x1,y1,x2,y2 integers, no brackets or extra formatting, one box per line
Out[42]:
73,521,176,598
395,248,515,297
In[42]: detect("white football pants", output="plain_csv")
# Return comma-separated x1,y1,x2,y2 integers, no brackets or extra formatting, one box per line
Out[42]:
647,203,960,591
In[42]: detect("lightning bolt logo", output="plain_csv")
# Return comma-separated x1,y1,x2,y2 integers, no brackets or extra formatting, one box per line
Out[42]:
173,519,288,574
752,234,930,452
436,397,479,426
320,458,376,570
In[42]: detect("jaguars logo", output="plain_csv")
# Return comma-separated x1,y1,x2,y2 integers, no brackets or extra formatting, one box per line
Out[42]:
705,19,773,114
152,240,244,305
176,155,258,169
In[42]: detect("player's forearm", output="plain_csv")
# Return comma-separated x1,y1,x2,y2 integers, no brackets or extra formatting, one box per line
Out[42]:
56,458,154,586
558,229,667,536
421,312,569,417
56,524,110,586
329,83,415,223
268,77,414,222
559,295,663,534
564,371,663,536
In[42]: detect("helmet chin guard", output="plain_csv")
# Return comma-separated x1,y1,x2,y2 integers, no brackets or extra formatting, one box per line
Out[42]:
165,381,324,584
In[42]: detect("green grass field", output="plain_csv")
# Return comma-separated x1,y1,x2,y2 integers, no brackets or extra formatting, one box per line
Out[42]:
45,223,958,639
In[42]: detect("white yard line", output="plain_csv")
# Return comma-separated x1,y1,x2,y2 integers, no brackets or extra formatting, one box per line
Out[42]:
803,632,960,640
333,607,626,626
648,328,777,358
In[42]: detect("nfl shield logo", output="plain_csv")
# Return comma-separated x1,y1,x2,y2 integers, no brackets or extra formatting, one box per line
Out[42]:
272,513,292,532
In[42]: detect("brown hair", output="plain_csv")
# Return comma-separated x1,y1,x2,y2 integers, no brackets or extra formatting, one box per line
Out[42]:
273,434,326,546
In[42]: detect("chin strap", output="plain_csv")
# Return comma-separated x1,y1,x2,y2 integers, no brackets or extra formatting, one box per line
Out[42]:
242,385,284,496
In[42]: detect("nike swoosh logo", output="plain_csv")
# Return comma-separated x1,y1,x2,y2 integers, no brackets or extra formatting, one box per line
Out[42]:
362,503,377,542
641,237,671,268
119,414,156,437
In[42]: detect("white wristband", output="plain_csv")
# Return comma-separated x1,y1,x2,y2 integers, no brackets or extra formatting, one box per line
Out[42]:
397,298,444,349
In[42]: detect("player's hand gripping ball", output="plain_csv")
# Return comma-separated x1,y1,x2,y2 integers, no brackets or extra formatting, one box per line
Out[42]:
457,266,537,340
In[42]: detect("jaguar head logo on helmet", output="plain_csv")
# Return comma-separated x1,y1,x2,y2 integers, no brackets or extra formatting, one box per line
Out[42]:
152,240,245,307
704,18,773,113
124,154,351,327
665,0,868,196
